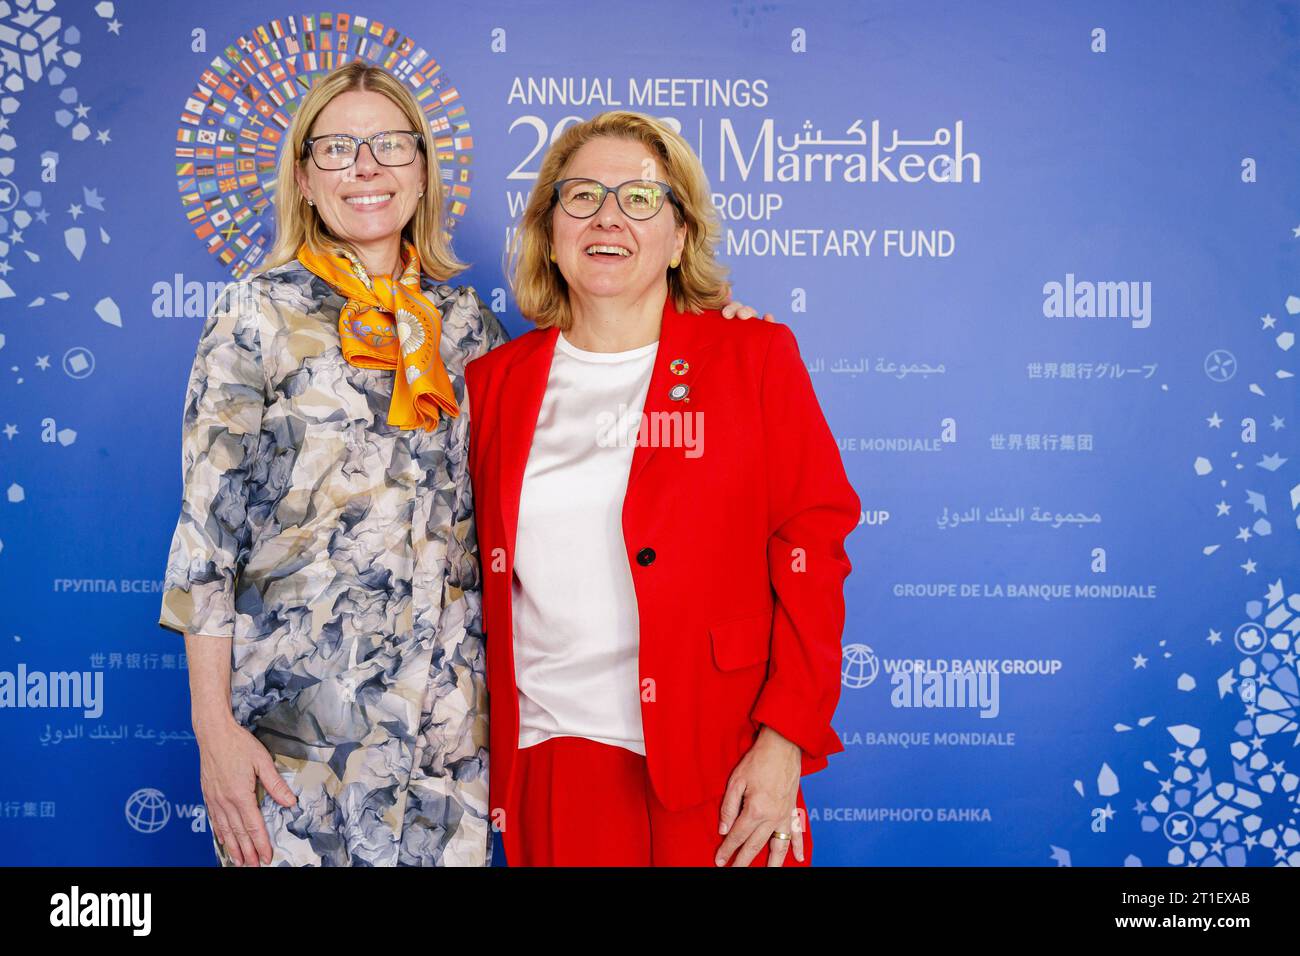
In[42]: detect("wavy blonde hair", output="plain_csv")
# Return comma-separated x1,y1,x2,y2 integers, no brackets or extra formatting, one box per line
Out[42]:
507,111,730,329
255,59,465,280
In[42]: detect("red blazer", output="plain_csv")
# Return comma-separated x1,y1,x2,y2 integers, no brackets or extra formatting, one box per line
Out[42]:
465,295,860,820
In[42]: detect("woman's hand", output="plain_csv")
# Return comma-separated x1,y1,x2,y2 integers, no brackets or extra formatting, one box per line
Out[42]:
194,713,297,867
720,284,775,322
715,724,805,866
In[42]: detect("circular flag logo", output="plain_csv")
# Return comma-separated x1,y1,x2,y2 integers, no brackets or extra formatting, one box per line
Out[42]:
174,12,473,278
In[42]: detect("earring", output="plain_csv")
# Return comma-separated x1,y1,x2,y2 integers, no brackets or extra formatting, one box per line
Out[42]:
418,191,424,198
669,257,680,268
549,250,557,263
306,199,314,207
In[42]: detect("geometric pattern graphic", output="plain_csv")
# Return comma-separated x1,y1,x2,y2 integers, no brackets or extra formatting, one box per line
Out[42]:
1054,279,1299,867
1053,593,1299,868
175,11,473,278
0,0,100,299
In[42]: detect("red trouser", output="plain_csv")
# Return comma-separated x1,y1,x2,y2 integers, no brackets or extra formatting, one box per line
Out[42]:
501,735,813,867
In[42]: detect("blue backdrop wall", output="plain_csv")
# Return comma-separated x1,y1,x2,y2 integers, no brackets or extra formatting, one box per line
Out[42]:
1,0,1298,866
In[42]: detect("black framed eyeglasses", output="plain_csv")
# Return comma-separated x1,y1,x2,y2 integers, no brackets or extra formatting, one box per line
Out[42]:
553,178,678,221
301,130,425,170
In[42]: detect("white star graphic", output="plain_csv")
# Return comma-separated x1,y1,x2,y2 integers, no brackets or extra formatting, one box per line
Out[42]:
1206,412,1222,428
2,424,16,440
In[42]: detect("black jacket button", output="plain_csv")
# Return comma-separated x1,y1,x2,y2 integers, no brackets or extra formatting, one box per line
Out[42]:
636,547,656,566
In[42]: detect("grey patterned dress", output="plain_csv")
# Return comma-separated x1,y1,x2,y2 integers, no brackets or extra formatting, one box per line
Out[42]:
158,257,508,866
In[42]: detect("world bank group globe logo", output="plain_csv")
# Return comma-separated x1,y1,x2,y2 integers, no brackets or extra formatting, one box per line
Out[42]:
841,643,879,689
175,12,474,279
124,788,171,834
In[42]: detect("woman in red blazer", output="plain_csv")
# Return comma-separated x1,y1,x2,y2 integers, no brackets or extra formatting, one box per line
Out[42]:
466,111,859,866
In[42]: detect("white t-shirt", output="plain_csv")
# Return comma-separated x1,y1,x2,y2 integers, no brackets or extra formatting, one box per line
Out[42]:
511,330,658,755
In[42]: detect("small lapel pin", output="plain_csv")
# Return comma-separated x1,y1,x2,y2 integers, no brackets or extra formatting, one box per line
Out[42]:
668,383,690,402
669,358,689,376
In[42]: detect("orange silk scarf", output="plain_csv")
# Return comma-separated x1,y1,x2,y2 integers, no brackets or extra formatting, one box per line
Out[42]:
296,239,458,431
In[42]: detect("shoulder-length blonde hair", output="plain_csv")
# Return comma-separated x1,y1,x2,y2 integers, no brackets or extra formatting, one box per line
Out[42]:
508,111,729,329
255,59,465,280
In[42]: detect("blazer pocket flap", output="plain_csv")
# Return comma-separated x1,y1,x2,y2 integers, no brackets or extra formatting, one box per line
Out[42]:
709,612,773,670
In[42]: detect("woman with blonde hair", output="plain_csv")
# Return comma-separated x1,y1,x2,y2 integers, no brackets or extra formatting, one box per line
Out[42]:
159,63,763,867
159,58,502,867
466,111,858,866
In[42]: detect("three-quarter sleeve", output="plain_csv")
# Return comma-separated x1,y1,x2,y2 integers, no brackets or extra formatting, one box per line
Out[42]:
442,285,510,599
748,322,860,776
444,283,509,598
454,286,510,641
158,279,268,638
